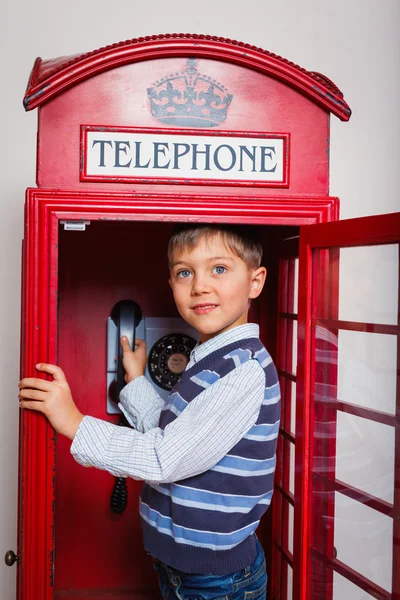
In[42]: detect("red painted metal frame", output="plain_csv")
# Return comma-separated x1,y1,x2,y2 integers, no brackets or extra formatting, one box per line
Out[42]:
270,260,287,599
80,125,290,188
311,549,392,600
19,197,58,599
18,189,337,600
281,259,295,599
295,212,400,600
23,35,351,120
312,247,338,599
396,244,400,600
271,239,299,599
23,191,339,225
316,317,398,336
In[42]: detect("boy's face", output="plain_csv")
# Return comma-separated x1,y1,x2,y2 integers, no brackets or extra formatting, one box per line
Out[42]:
169,233,266,343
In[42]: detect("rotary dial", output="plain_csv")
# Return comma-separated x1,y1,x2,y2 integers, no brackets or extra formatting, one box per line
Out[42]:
147,333,197,391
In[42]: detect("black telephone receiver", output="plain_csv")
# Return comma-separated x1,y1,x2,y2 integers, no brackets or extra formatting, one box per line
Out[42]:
109,299,142,514
111,300,142,396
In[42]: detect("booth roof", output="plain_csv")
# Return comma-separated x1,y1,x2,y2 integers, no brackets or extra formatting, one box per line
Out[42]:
23,33,351,120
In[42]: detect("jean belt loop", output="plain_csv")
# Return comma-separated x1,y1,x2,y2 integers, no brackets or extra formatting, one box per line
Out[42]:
167,567,181,587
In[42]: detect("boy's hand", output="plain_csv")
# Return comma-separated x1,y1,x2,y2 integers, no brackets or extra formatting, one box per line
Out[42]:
18,364,84,440
121,337,147,383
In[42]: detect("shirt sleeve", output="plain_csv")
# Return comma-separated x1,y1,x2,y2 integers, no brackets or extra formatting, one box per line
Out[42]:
118,376,165,432
70,359,265,484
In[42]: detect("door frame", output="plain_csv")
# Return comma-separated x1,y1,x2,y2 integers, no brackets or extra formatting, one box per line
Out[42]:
18,187,337,600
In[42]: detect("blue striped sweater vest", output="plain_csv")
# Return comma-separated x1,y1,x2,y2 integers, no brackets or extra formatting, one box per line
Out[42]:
140,337,280,575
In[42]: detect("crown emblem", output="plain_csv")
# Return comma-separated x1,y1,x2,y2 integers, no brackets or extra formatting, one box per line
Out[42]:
147,59,233,128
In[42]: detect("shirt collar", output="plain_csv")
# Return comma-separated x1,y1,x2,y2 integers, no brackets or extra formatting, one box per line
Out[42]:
190,323,260,364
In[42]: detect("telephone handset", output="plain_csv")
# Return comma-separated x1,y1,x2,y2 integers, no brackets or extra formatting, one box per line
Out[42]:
107,307,198,414
109,300,142,514
110,299,142,396
107,300,198,513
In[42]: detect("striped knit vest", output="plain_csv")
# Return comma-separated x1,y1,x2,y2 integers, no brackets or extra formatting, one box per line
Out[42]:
140,337,280,575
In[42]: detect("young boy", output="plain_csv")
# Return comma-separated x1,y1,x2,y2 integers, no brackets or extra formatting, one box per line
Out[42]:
18,224,280,600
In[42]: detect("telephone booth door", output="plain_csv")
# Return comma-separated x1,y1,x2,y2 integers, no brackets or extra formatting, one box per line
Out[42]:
290,212,400,600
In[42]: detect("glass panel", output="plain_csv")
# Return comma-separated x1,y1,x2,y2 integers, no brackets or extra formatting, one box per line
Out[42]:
279,319,288,370
293,258,299,314
334,493,392,593
276,435,284,488
287,564,293,600
333,572,376,600
289,441,295,495
279,260,289,313
338,330,397,414
338,244,398,326
292,319,298,374
290,381,296,436
288,501,294,554
336,411,395,504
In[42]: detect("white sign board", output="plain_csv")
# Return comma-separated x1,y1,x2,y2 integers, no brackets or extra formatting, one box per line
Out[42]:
81,126,289,187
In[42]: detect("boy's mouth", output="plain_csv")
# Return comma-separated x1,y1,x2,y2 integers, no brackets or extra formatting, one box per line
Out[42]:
191,303,218,315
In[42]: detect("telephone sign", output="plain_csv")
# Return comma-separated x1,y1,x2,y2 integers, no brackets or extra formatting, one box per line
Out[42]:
82,126,289,186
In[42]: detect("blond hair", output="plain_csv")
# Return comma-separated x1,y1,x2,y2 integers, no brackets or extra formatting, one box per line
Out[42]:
168,224,263,270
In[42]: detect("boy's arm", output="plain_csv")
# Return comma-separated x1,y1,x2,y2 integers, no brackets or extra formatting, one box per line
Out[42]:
118,376,165,432
70,359,280,483
114,335,164,432
17,336,162,438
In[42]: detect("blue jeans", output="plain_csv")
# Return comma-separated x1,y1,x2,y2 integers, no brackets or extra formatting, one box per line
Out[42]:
152,537,267,600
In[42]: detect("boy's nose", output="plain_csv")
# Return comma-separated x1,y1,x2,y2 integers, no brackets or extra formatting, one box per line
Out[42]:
191,275,211,295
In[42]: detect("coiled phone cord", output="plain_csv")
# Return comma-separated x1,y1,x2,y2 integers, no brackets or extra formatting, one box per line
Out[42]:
111,476,128,514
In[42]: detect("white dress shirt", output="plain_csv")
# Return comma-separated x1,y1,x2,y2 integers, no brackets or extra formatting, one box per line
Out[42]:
71,323,266,484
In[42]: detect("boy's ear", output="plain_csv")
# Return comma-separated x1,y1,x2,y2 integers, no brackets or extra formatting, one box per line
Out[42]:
249,267,267,299
168,277,172,289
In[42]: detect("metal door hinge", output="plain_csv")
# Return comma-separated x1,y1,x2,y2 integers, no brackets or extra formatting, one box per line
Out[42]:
60,220,90,231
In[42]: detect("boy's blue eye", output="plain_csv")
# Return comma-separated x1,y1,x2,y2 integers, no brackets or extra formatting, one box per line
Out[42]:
213,266,227,275
177,269,191,278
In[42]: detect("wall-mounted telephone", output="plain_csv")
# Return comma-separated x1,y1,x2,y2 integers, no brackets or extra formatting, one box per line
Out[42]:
107,300,198,513
107,300,198,413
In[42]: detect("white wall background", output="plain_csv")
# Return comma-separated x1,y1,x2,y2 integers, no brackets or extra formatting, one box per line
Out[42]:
1,0,399,597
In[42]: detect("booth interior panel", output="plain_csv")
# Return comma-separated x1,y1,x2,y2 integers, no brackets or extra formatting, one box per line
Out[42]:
55,220,298,596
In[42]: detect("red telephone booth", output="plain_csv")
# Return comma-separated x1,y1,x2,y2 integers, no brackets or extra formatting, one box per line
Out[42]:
11,34,399,600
